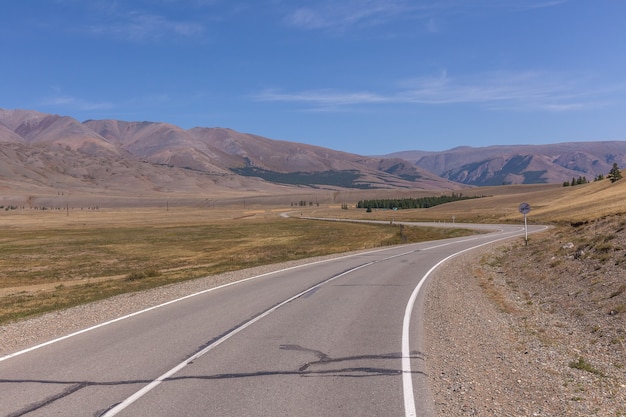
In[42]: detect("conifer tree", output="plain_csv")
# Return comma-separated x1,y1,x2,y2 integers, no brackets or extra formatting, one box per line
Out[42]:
608,163,622,183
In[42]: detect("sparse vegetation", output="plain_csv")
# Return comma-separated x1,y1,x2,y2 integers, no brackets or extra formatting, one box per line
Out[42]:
0,211,477,324
609,285,626,299
569,357,605,377
470,214,625,414
126,268,162,281
563,176,589,186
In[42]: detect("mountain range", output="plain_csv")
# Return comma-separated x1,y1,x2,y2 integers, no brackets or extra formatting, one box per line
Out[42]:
388,142,626,186
1,108,625,204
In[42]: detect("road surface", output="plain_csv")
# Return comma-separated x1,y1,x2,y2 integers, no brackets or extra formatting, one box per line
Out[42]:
0,222,546,417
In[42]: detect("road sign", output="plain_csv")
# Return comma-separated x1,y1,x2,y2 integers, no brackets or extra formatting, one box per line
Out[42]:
519,202,531,215
519,202,531,244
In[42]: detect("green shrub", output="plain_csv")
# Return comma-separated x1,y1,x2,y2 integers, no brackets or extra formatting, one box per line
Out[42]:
568,357,605,376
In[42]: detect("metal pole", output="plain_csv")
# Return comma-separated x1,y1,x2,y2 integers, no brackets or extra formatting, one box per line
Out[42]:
524,214,528,245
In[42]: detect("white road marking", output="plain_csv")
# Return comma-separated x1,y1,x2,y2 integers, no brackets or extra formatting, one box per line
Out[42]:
103,229,526,416
1,219,546,416
100,262,375,416
0,224,503,363
0,248,393,363
401,227,544,417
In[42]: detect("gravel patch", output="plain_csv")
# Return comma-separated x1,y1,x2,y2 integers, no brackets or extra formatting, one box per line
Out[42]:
425,231,626,417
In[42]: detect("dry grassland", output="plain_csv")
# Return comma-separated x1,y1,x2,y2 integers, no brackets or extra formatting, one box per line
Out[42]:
1,178,624,324
308,180,626,224
1,178,625,413
0,206,474,324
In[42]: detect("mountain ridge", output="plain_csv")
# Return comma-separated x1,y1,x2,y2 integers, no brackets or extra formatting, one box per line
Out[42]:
2,108,624,201
386,141,626,186
0,109,462,204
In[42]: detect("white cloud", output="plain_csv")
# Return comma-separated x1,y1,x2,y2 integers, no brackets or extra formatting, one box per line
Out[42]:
89,12,205,42
255,88,387,106
254,70,615,112
40,95,114,111
282,0,568,32
284,0,418,31
511,0,569,11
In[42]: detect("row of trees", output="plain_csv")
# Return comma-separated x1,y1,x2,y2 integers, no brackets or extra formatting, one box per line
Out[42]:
357,193,484,211
563,163,622,187
0,205,100,211
563,176,590,187
291,201,319,207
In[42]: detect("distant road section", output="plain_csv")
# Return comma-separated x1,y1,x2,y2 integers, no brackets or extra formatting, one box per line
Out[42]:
0,221,546,417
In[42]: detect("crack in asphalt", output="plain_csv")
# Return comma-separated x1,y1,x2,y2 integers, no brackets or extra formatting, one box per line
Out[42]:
1,346,425,417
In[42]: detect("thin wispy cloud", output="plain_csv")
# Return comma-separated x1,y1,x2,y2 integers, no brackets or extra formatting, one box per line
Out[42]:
255,88,388,109
255,70,613,112
38,91,179,120
89,11,205,42
40,95,114,111
283,0,568,32
285,0,418,31
510,0,569,11
42,1,208,42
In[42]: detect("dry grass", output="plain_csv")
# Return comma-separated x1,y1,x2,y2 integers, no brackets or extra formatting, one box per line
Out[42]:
305,179,626,225
2,177,625,324
0,207,475,324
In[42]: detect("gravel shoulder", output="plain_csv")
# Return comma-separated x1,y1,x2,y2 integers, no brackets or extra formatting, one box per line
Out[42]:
425,221,626,416
425,247,566,416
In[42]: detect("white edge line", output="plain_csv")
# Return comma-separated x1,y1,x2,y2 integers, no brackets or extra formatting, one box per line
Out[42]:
401,227,548,417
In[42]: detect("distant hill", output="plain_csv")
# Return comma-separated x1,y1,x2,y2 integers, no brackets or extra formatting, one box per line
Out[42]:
385,142,626,186
0,109,461,204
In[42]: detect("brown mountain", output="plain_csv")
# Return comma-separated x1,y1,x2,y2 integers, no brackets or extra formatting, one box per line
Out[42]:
0,109,462,205
83,117,456,190
0,111,299,203
386,142,626,186
83,120,232,174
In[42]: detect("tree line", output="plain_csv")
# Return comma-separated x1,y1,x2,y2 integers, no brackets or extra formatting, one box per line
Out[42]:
357,193,485,211
563,163,622,187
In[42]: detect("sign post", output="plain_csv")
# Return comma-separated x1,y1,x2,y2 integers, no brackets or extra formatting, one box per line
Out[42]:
518,202,531,245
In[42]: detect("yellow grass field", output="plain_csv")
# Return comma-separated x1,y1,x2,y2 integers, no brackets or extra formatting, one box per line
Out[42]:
0,205,473,324
1,178,624,324
308,179,626,224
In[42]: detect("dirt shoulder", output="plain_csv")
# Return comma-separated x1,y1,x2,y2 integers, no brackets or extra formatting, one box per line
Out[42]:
425,216,626,416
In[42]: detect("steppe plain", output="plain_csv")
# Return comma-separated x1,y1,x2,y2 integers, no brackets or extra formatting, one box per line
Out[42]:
1,179,625,415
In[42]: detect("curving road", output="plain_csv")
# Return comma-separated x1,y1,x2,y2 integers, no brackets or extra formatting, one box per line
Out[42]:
0,222,547,417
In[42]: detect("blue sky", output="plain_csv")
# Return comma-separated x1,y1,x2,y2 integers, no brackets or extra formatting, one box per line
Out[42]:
2,1,625,154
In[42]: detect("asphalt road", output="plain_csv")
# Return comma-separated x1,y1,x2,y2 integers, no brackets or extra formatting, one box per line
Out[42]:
0,222,546,417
